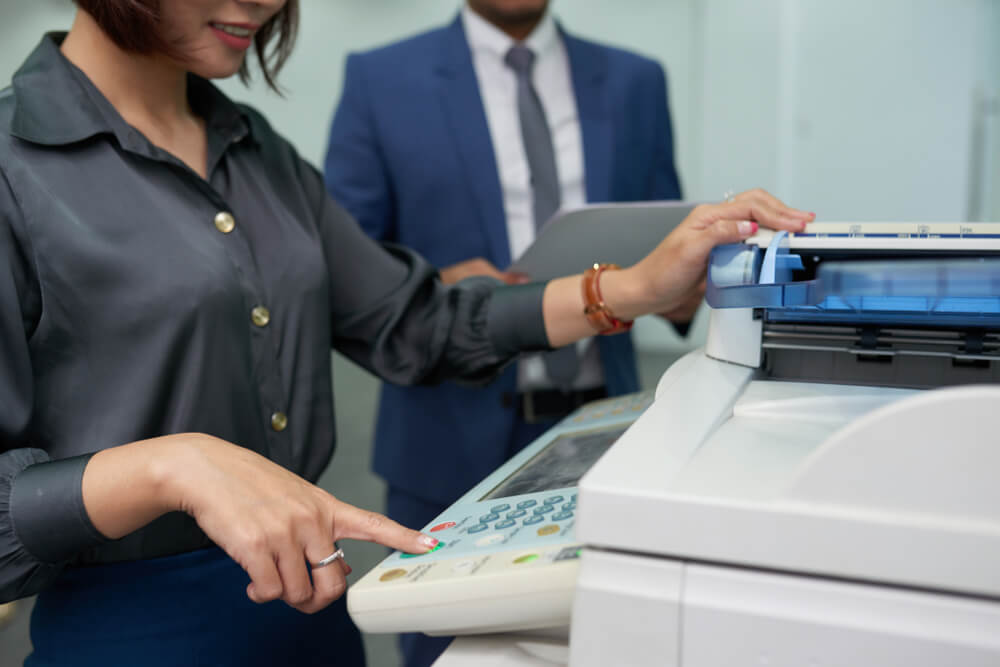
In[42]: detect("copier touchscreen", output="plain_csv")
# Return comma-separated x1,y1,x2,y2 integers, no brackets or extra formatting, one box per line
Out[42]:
481,426,627,500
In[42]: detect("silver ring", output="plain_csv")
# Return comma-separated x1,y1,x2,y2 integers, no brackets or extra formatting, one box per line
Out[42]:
313,548,345,568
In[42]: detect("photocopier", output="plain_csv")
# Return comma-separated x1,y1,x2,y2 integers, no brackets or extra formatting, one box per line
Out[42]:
349,222,1000,666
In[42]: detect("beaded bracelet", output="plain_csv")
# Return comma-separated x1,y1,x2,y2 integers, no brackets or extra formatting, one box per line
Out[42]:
581,263,633,335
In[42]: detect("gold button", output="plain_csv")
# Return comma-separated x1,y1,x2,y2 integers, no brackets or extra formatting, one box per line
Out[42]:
214,211,235,234
270,411,288,432
537,525,559,536
251,306,270,327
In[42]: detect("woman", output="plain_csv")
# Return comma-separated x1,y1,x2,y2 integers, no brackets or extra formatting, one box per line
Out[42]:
0,0,813,665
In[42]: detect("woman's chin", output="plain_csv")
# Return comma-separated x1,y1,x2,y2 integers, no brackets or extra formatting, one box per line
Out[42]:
188,55,247,81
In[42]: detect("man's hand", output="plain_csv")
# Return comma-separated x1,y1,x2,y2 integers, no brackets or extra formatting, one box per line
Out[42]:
439,258,529,286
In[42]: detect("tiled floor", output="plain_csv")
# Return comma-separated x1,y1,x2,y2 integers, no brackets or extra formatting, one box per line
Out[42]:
0,350,682,667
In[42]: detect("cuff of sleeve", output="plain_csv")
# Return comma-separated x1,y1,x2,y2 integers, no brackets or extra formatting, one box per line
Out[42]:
487,282,550,356
10,453,108,564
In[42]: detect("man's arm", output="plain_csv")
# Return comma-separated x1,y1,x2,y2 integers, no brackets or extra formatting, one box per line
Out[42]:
646,61,683,202
324,54,397,243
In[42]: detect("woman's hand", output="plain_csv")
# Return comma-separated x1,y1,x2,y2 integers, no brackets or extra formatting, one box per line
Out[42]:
83,434,437,614
626,189,814,318
540,189,813,347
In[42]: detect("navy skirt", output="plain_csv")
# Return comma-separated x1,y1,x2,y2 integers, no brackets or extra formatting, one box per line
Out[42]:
26,547,365,666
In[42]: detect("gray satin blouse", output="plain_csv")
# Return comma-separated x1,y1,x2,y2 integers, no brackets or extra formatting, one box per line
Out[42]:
0,35,549,601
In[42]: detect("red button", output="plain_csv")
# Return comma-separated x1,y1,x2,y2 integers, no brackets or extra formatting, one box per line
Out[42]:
430,522,456,532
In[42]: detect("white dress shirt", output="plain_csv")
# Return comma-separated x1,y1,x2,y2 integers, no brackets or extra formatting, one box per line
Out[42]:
461,5,604,392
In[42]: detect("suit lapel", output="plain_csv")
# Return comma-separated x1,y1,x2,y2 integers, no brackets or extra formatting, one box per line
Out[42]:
434,17,511,268
563,30,613,204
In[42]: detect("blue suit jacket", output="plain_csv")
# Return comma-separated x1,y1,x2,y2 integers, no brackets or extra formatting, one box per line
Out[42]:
324,17,682,505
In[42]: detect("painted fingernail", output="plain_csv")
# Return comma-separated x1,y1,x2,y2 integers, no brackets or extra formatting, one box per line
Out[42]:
418,535,439,549
737,221,757,236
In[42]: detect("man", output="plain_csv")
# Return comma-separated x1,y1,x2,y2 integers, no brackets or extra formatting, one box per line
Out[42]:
324,1,684,664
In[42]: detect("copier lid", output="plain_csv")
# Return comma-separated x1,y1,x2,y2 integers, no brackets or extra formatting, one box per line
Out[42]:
706,227,1000,326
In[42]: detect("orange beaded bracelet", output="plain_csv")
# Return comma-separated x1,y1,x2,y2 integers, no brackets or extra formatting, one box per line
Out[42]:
582,263,633,335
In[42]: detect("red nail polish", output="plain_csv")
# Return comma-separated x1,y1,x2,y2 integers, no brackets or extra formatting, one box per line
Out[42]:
751,222,759,234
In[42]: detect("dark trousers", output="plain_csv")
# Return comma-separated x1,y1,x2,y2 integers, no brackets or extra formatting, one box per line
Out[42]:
27,546,365,667
386,416,557,667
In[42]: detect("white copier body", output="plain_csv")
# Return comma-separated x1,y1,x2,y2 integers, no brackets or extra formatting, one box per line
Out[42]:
568,223,1000,666
353,223,1000,665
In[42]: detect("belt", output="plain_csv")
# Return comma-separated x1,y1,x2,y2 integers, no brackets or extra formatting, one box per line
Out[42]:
505,386,608,424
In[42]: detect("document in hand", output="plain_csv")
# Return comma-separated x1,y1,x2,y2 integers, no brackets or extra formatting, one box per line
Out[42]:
508,201,697,281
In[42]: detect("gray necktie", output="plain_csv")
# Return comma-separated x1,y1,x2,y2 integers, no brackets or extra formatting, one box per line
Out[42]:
505,44,579,392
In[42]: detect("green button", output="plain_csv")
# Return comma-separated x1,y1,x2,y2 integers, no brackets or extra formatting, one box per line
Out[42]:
513,553,539,564
400,541,444,559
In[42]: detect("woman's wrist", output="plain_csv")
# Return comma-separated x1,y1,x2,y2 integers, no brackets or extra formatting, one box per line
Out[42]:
593,264,658,323
82,434,202,539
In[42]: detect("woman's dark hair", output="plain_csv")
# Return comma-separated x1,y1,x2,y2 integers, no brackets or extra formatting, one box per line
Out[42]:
74,0,299,92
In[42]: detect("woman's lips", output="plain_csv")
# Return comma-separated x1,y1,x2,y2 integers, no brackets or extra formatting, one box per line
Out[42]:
209,22,256,50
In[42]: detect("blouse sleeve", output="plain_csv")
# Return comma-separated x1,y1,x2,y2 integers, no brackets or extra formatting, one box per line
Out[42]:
0,167,107,603
306,163,551,386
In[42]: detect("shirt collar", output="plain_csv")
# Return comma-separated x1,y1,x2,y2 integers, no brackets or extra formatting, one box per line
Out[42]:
10,33,251,149
461,4,559,62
